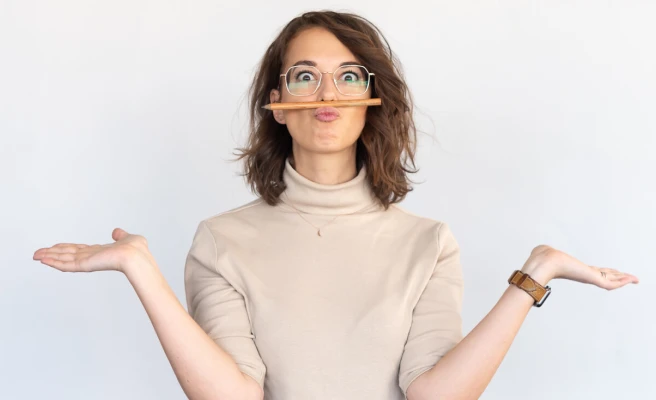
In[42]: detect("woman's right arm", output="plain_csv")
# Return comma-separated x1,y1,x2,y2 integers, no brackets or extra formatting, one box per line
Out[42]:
33,226,263,400
126,254,263,400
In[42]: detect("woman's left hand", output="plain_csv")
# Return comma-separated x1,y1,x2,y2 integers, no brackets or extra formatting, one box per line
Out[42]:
520,244,640,290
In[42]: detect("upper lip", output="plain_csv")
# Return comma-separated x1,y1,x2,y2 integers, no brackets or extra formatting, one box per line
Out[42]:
314,107,340,117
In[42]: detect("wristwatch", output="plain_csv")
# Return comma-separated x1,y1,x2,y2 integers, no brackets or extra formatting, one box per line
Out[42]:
508,270,552,307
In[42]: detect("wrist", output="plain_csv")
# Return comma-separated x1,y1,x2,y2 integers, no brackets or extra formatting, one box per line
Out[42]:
123,250,160,282
520,262,554,286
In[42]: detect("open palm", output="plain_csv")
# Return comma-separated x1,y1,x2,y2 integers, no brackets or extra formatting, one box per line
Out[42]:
527,244,640,290
32,228,151,273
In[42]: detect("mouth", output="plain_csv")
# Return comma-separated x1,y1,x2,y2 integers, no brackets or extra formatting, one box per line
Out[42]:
314,106,340,122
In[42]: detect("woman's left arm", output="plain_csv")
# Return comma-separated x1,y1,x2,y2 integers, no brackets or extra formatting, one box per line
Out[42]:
407,245,639,400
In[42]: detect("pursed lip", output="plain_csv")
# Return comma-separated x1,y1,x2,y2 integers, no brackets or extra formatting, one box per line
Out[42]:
314,107,340,117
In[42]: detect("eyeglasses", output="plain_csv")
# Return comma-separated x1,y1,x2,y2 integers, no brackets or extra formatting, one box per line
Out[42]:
279,64,375,97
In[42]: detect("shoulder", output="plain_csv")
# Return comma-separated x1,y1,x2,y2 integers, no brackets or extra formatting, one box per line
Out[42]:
198,198,271,239
387,203,457,248
204,198,267,221
387,203,451,231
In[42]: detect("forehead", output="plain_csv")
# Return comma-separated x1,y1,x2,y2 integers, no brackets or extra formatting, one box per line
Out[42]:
283,27,360,70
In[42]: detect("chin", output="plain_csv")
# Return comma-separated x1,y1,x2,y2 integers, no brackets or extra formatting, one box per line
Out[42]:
297,134,346,152
289,122,360,150
311,139,343,152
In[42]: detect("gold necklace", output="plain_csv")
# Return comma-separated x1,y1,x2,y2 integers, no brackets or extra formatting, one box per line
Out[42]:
281,191,373,237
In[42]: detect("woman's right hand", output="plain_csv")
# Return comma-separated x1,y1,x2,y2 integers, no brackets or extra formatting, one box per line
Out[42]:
32,228,153,274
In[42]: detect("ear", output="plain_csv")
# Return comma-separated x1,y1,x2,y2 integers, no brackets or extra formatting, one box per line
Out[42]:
269,88,286,125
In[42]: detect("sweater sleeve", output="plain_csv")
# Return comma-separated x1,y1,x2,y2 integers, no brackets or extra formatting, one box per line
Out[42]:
183,220,266,389
398,221,465,397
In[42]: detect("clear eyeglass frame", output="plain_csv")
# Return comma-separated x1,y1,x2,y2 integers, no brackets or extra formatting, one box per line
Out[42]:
278,64,375,97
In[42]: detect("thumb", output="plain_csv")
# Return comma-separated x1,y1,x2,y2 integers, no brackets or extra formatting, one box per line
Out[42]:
112,228,130,242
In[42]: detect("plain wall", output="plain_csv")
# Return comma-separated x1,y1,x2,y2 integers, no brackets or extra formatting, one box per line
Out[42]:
1,1,654,399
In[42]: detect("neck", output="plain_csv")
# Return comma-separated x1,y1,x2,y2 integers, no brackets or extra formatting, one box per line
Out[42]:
280,154,379,216
289,148,357,185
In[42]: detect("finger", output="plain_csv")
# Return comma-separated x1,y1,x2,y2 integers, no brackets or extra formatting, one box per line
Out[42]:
610,273,638,281
34,246,79,260
602,267,636,276
599,268,622,278
47,243,89,253
40,257,79,272
34,244,86,256
112,228,130,241
601,269,639,284
603,275,636,290
51,243,88,252
604,269,628,278
606,273,626,282
605,275,630,284
41,251,77,262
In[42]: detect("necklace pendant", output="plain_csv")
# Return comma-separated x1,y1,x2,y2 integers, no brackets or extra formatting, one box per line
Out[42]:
317,229,322,237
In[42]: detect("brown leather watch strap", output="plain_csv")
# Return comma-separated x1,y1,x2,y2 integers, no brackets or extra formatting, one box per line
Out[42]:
508,270,552,307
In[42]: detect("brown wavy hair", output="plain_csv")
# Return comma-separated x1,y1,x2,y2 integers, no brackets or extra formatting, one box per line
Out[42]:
232,10,419,211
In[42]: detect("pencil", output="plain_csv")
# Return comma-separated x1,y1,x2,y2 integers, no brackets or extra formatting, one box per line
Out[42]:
262,98,382,110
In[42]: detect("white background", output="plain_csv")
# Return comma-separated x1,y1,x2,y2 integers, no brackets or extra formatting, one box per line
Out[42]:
1,1,654,399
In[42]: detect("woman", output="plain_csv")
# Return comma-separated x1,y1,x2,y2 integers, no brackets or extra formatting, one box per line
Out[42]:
32,10,639,400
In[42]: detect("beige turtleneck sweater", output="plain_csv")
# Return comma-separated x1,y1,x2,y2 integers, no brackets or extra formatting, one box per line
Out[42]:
184,157,464,400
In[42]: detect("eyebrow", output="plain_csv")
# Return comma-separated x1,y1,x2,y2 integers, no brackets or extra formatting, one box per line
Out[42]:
289,60,362,68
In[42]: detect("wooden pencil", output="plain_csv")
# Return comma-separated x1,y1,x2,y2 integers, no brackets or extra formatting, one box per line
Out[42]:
262,98,381,110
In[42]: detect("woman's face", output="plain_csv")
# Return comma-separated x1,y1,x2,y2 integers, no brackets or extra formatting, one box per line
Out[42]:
270,27,372,157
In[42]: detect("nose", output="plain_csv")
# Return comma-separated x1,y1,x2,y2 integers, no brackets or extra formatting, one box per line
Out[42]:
317,73,338,101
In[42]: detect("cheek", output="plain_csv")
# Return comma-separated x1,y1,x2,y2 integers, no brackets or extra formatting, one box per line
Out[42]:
340,109,368,142
346,108,368,128
283,110,312,127
282,111,311,141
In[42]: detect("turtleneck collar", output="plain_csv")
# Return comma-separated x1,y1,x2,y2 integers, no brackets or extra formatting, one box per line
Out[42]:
279,157,380,216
